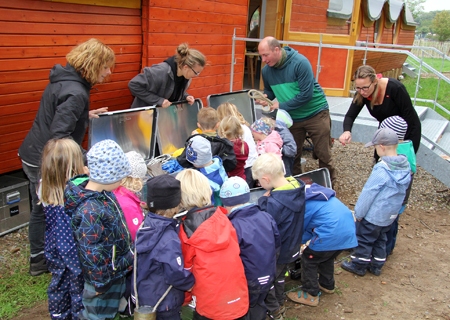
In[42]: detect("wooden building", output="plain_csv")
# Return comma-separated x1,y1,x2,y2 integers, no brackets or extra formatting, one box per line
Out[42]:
0,0,416,175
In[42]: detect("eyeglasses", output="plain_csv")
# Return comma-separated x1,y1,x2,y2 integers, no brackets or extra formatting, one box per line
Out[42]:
187,64,200,76
355,81,373,92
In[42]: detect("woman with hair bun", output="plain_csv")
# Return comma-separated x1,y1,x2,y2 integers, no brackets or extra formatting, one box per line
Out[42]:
129,43,206,108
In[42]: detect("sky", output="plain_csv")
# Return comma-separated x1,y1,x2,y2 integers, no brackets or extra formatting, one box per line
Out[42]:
422,0,450,12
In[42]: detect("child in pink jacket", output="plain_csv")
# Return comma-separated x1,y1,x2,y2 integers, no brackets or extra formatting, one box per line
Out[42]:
113,151,147,241
251,118,283,158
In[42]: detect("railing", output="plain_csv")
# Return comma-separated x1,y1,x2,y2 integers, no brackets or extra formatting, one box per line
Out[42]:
231,30,450,117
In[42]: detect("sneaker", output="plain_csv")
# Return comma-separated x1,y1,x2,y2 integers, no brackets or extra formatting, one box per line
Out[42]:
341,261,366,276
29,254,49,276
268,305,286,320
287,290,319,307
318,284,335,294
368,267,381,276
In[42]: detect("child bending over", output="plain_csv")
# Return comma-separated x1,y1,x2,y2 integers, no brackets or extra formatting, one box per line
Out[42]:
176,169,249,320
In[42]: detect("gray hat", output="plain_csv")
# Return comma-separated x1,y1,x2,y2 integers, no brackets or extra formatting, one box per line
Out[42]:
186,135,212,167
365,128,399,147
87,139,131,184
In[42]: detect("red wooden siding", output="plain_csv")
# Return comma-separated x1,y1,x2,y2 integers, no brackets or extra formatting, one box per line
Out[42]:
141,0,248,104
290,0,349,35
0,0,142,174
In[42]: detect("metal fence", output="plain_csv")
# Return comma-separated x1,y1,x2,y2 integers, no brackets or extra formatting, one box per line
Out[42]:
230,30,450,119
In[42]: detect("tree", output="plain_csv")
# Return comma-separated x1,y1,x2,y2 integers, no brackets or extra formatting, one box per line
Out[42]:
405,0,426,21
432,11,450,42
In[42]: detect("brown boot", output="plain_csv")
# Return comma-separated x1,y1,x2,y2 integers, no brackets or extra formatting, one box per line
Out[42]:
287,290,319,307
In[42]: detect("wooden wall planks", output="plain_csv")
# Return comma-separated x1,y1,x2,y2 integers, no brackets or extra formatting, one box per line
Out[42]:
0,0,142,174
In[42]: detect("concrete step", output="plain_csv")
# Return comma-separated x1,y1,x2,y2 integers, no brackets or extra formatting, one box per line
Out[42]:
421,118,448,148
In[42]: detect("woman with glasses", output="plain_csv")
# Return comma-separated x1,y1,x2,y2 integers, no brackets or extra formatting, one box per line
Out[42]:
339,65,421,155
129,43,206,109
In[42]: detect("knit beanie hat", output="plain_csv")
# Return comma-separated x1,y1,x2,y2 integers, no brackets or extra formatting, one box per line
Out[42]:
146,174,181,210
251,119,273,136
380,116,407,140
125,151,147,179
276,109,293,128
186,135,212,167
87,139,131,184
219,176,250,207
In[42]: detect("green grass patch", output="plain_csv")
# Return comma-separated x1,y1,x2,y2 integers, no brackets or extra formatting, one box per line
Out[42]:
0,250,50,320
406,56,450,73
402,75,450,119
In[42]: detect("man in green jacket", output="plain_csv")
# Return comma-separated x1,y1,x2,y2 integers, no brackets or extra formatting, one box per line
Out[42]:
257,36,336,184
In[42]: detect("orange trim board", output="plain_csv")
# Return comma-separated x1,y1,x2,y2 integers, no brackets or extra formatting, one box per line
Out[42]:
43,0,140,9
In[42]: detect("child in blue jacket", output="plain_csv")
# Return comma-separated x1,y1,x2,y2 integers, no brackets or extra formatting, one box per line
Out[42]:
342,128,411,277
287,183,357,307
252,153,306,320
220,176,281,320
133,174,195,320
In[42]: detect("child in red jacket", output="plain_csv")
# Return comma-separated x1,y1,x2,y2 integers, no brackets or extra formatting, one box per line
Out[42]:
176,169,249,320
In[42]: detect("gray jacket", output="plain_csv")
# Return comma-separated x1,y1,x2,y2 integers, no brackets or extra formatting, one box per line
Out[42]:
128,61,191,108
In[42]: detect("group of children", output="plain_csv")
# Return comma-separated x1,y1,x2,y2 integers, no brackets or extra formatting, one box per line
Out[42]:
37,98,415,320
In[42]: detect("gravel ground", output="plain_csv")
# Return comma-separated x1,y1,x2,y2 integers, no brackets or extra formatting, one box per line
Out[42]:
303,140,450,211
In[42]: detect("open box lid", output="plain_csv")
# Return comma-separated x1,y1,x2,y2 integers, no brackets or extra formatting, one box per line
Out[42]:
88,106,157,161
249,168,332,203
156,99,203,155
88,100,203,161
207,90,256,125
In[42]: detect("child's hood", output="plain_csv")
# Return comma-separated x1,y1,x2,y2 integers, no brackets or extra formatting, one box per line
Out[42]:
184,206,233,252
305,183,336,201
64,174,92,218
270,181,305,212
265,130,283,147
378,155,411,183
135,212,177,254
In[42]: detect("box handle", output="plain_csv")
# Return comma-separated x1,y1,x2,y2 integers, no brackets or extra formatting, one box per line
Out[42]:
6,191,20,204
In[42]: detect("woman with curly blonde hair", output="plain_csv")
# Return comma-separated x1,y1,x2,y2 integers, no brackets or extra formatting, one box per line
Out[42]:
19,38,115,276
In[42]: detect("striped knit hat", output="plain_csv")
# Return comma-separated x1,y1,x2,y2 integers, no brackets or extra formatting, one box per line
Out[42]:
380,116,407,140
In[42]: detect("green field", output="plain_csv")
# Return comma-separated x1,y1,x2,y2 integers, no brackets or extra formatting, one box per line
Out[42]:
403,58,450,119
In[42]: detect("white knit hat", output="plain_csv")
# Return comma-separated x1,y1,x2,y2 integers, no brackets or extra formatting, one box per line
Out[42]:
125,151,147,179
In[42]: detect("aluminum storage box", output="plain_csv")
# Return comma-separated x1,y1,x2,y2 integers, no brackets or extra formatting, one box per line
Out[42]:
0,175,30,236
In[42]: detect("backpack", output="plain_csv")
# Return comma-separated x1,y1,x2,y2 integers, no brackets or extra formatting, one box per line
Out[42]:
177,134,237,172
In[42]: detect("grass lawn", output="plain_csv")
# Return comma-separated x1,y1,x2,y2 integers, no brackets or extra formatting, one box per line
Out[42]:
0,249,51,320
401,58,450,119
406,56,450,73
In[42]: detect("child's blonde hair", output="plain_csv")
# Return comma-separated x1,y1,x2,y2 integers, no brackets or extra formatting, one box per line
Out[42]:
40,139,85,206
66,38,115,85
197,107,219,131
218,116,245,155
155,206,182,219
217,102,249,126
176,169,212,209
120,176,143,193
252,153,285,180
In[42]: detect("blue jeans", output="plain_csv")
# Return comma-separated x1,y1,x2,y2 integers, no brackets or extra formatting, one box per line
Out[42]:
22,162,45,255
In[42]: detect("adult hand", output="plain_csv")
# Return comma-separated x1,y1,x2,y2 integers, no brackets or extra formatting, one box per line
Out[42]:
339,131,352,145
186,95,195,105
89,107,108,119
255,93,269,106
161,99,171,108
270,100,280,111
